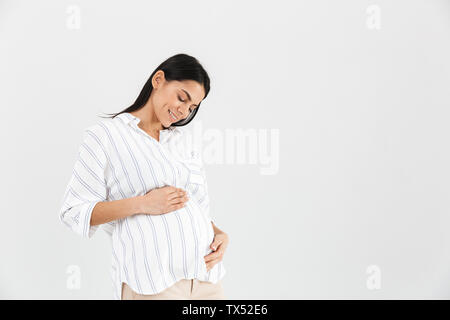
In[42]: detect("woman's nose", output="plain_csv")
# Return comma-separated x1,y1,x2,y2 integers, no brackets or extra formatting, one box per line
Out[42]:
177,105,190,118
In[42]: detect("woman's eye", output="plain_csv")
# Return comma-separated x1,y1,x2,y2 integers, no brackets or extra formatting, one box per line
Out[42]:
178,94,194,112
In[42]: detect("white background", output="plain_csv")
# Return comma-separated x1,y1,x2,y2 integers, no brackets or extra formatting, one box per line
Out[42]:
1,0,450,299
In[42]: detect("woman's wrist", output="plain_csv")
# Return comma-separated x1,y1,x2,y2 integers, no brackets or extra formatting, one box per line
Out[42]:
130,195,144,216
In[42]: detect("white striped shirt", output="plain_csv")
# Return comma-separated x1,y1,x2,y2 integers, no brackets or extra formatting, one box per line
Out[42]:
59,112,226,299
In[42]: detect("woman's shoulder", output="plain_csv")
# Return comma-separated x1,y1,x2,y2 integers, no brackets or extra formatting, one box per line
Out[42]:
81,116,115,144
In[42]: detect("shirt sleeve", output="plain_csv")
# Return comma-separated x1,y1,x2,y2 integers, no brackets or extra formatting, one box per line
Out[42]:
59,125,109,239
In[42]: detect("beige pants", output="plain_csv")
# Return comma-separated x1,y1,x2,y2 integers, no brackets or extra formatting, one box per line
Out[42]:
121,279,226,300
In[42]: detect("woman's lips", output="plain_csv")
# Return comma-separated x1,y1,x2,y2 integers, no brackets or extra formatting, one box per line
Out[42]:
168,109,178,121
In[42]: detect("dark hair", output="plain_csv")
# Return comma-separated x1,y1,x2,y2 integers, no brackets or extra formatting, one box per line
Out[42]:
100,53,210,127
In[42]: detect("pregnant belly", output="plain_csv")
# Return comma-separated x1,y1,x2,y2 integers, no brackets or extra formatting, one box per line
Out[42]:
113,202,214,267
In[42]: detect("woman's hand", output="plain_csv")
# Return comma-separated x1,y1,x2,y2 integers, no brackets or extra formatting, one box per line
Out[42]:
138,186,188,215
204,229,229,272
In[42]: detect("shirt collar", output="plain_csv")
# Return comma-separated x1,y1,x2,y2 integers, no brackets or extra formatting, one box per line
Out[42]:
116,112,180,144
116,112,141,126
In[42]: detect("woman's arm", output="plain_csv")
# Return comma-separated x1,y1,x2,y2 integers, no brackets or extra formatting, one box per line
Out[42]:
90,186,189,226
60,125,186,238
90,196,142,226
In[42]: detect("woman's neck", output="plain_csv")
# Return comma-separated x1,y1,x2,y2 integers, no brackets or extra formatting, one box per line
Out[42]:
130,103,163,141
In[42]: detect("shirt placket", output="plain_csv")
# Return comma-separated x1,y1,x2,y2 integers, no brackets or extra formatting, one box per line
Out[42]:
126,116,208,279
129,121,179,187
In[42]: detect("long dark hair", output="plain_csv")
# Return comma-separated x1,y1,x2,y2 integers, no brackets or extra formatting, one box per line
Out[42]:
100,53,210,127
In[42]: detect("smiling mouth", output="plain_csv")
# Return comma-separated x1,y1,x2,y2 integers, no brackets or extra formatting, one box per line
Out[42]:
168,109,178,121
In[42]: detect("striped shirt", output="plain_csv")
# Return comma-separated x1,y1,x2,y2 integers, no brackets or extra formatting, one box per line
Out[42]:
59,112,226,300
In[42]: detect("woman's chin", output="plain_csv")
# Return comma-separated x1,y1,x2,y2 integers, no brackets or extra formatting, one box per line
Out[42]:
161,121,171,129
157,116,171,129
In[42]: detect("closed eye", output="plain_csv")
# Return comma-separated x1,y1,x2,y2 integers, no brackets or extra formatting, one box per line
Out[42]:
178,95,195,113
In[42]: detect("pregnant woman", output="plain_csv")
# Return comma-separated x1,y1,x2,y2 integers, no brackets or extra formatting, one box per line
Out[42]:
59,53,229,300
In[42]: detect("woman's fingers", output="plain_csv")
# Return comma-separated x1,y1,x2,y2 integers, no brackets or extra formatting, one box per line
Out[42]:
210,237,224,252
204,233,229,270
167,188,187,199
142,186,189,215
204,246,224,262
167,202,185,212
169,194,188,203
163,186,178,193
205,245,225,270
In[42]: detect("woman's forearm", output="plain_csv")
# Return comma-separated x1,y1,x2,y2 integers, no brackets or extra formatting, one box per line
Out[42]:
91,196,218,229
90,196,143,226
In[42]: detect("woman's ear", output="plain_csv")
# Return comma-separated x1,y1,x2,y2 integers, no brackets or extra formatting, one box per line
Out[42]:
152,70,165,89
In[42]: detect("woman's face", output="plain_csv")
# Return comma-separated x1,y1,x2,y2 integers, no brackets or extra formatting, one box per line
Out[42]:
151,70,205,128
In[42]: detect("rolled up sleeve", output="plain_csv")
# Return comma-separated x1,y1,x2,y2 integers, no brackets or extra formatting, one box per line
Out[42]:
59,126,109,239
